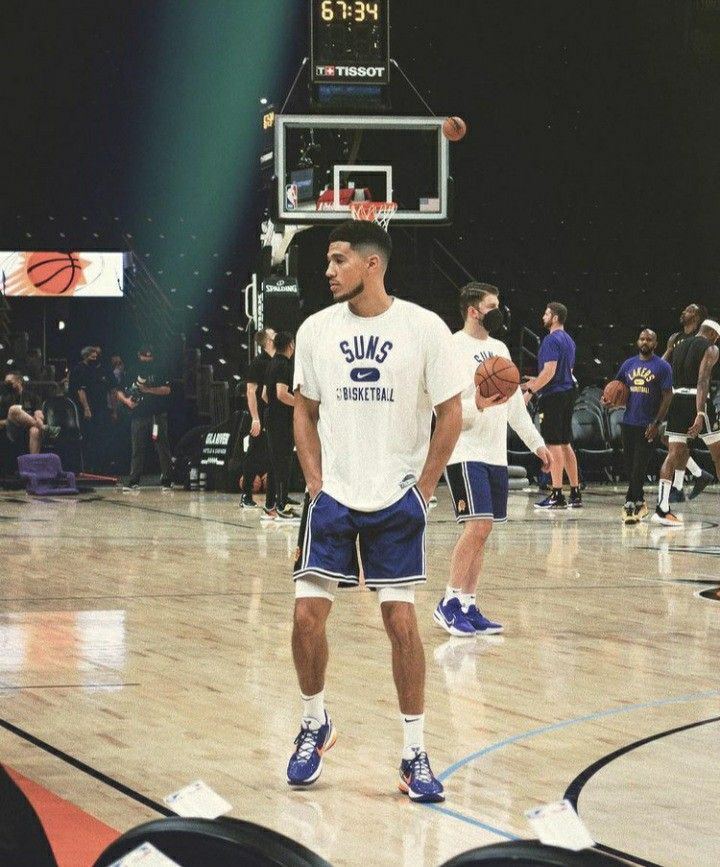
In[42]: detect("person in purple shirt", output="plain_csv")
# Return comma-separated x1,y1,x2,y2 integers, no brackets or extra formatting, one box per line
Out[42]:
521,302,580,509
604,329,673,524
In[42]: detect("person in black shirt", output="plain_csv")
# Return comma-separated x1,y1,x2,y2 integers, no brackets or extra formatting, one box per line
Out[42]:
653,319,720,526
265,331,296,519
661,302,710,502
70,346,113,473
116,347,173,489
240,328,275,511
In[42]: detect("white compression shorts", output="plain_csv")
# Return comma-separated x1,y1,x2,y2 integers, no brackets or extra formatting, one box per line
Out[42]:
294,574,416,604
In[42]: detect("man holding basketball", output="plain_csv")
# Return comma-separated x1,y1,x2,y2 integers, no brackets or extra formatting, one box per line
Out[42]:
603,329,673,524
436,283,552,636
522,302,580,509
287,220,465,802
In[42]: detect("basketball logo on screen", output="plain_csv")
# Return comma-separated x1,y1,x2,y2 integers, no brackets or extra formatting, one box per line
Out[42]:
0,251,124,297
26,251,86,295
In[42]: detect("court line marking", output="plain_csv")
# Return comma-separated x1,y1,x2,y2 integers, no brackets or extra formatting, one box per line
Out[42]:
0,717,173,817
0,683,140,691
427,689,720,847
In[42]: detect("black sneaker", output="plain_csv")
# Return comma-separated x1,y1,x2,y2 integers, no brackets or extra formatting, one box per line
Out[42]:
123,478,140,491
668,486,685,503
241,497,259,509
286,496,301,506
568,492,583,509
688,470,714,500
160,476,172,490
275,506,300,522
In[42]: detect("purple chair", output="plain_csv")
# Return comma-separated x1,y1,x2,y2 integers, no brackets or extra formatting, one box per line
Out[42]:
17,453,78,496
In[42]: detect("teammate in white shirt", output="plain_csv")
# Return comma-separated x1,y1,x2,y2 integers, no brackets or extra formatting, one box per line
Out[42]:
435,283,552,637
286,220,465,803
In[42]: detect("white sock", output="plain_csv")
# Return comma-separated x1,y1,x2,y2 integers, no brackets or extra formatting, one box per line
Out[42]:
658,479,671,513
443,586,463,605
686,458,702,478
672,470,685,491
301,690,325,728
401,712,425,759
460,593,476,612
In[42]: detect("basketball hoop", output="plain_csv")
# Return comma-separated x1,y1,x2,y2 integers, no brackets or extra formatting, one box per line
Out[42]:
350,201,398,231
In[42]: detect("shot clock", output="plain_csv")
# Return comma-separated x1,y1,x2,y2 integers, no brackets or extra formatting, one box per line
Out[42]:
310,0,390,86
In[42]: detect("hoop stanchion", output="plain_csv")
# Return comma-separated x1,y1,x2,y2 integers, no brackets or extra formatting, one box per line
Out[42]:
350,201,398,230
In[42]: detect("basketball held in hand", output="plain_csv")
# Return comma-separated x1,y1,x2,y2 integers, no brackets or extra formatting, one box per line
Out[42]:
474,356,521,401
602,380,629,407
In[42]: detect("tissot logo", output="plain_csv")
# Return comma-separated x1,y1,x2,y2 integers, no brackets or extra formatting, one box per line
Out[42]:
316,65,385,78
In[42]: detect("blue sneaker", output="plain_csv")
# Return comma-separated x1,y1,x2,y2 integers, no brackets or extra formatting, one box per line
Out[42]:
399,748,445,803
433,597,476,637
534,491,567,509
287,711,336,786
465,605,503,635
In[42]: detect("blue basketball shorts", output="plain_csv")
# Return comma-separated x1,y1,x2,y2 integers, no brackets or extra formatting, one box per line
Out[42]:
444,461,509,523
293,488,428,588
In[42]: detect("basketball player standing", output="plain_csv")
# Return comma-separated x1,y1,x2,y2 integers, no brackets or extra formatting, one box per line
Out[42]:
435,283,552,636
287,220,465,802
653,319,720,526
662,303,714,501
521,303,580,509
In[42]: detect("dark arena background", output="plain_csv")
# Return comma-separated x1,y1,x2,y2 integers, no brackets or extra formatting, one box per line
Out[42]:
1,2,720,866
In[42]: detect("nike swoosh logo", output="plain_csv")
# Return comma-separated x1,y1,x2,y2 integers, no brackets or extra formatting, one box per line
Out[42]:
356,371,374,379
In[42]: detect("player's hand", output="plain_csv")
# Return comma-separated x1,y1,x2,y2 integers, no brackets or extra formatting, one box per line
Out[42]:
475,390,507,411
249,419,261,437
523,390,534,406
687,414,704,439
644,421,658,441
535,445,552,472
83,408,92,420
306,480,323,499
415,482,433,507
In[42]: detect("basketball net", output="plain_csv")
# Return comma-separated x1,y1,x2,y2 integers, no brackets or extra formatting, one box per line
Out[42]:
350,201,398,231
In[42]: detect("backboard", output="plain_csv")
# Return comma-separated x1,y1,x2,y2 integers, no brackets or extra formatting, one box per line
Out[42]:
273,115,451,225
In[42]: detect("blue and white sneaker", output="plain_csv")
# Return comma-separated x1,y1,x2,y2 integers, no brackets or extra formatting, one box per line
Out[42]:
287,711,336,786
465,605,503,635
534,491,567,509
433,597,476,637
399,748,445,803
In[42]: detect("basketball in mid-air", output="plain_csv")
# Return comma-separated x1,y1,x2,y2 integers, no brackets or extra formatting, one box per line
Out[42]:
26,251,80,295
602,379,629,407
474,356,520,400
442,116,467,141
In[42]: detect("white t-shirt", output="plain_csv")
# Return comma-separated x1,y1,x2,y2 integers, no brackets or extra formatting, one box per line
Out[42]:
293,297,465,511
448,330,544,466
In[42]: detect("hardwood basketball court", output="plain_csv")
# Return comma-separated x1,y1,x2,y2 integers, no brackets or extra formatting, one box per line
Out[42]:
0,484,718,866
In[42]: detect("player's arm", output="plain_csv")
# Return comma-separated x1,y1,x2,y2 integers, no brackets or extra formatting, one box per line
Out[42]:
416,393,462,504
645,389,673,441
507,388,552,471
661,332,678,362
293,389,322,498
139,382,170,396
276,382,295,407
246,382,261,436
688,345,719,437
522,360,557,395
77,387,92,419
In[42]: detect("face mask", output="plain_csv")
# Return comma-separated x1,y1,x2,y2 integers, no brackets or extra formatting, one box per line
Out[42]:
482,306,507,336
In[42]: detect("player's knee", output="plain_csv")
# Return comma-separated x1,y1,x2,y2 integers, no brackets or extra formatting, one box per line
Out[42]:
465,520,492,543
7,405,22,423
382,603,417,645
293,598,328,637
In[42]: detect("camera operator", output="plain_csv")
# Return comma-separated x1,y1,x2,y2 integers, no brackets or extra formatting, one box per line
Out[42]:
116,347,172,489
